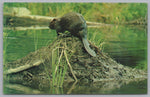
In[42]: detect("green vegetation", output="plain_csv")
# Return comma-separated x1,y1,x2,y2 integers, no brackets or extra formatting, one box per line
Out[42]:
3,3,147,88
4,3,147,24
51,47,68,87
3,29,9,72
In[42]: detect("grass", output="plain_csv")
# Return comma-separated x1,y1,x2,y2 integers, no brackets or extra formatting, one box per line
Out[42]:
3,3,147,24
135,60,147,70
87,27,105,51
3,32,8,65
51,41,68,87
49,37,78,87
33,30,38,51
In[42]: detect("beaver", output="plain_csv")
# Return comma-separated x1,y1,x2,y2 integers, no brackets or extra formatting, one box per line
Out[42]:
49,12,96,57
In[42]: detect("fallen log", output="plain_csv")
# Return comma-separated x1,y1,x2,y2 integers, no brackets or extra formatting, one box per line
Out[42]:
4,60,43,75
3,13,112,27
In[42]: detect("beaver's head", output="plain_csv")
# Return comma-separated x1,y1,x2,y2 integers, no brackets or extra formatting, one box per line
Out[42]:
49,18,58,29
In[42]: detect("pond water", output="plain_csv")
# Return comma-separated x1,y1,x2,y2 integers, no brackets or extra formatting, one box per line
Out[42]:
3,79,147,94
3,25,147,94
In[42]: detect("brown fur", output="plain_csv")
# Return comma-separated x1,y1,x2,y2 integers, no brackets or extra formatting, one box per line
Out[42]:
49,12,96,57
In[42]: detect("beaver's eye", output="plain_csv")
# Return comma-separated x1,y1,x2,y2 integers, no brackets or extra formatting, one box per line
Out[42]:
53,19,57,21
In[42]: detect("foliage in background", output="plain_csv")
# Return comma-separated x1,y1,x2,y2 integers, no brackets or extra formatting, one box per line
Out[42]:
3,3,147,24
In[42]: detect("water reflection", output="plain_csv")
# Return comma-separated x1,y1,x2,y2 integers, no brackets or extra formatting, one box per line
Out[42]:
4,79,147,94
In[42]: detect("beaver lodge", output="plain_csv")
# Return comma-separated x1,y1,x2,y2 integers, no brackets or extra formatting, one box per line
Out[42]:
4,35,147,91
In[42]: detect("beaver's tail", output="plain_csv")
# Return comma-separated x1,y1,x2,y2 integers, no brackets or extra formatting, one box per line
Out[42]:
82,38,96,57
